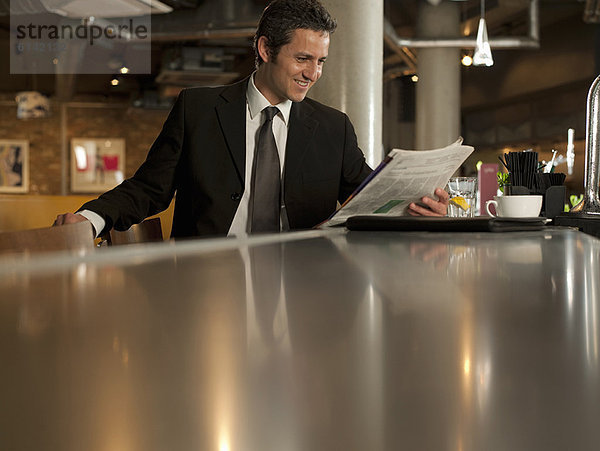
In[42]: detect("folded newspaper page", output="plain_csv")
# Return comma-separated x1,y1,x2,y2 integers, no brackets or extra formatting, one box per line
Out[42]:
322,138,474,227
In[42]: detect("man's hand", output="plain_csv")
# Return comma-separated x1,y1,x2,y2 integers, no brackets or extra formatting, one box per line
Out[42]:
407,188,449,217
53,213,88,226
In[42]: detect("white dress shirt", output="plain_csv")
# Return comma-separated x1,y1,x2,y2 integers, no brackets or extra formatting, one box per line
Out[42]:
80,73,292,238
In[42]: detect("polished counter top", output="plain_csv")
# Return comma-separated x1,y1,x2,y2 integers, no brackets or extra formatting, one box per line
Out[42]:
1,228,599,450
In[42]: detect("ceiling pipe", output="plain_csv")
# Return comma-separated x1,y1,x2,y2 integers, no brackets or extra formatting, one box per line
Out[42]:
383,33,417,73
145,0,262,42
384,0,539,50
149,27,256,41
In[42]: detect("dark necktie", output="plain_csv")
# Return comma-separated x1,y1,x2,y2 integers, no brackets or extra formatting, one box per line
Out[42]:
249,106,281,233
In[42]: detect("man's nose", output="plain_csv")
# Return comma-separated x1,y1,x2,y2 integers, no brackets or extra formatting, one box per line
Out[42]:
303,62,321,81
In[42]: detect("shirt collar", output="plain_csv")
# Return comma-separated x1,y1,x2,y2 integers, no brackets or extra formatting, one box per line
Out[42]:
247,72,292,125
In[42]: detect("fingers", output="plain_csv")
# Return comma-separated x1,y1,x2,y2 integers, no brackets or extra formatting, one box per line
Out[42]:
53,213,87,227
407,188,450,217
53,214,66,226
434,188,449,204
407,202,439,216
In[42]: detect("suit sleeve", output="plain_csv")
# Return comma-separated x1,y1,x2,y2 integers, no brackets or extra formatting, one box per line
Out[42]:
338,113,373,203
79,90,187,234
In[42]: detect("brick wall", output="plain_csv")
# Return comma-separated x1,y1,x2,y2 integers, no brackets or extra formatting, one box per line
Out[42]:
0,94,169,195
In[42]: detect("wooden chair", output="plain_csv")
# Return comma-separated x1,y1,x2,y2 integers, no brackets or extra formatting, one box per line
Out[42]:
0,221,95,254
100,217,163,246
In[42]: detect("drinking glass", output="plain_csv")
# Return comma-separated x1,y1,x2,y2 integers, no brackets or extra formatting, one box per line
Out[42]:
447,177,477,218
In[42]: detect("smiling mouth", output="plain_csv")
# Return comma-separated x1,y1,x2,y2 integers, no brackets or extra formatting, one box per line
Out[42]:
295,80,309,88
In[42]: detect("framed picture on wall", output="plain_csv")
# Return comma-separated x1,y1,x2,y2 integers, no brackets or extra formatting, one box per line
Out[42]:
71,138,125,193
0,139,29,193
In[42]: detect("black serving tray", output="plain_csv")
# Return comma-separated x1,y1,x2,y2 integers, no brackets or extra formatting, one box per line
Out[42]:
345,216,550,233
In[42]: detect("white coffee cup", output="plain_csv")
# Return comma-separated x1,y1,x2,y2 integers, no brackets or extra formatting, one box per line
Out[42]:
485,195,543,218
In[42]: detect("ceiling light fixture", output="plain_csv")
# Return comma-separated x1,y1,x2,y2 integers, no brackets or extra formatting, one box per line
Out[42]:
473,0,494,67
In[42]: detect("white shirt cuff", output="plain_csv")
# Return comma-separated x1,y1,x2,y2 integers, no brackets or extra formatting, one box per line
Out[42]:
78,210,106,238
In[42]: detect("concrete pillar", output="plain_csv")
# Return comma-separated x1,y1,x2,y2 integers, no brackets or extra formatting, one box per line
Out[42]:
310,0,384,167
415,1,461,150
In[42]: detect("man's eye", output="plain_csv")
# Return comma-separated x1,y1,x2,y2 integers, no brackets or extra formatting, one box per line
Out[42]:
297,57,307,62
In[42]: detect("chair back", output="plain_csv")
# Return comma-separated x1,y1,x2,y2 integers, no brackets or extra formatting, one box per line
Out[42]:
102,217,163,246
0,222,95,254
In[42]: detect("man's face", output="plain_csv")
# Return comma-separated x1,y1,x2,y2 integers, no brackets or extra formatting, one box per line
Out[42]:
255,28,330,104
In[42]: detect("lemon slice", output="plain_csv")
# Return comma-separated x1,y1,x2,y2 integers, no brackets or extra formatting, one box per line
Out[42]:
450,196,469,211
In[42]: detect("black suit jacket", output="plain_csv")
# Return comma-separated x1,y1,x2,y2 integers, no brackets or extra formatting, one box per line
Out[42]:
81,78,372,238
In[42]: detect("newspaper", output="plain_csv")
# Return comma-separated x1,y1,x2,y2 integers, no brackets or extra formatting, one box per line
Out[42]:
322,138,474,227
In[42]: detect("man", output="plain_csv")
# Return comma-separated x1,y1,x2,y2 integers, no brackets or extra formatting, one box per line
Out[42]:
55,0,448,238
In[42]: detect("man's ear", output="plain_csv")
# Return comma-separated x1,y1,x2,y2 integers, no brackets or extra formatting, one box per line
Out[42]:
257,36,271,63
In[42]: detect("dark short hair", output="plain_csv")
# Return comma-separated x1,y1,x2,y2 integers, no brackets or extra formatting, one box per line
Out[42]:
253,0,337,68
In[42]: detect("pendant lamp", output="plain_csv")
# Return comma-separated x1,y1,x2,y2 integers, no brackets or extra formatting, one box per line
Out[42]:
473,0,494,67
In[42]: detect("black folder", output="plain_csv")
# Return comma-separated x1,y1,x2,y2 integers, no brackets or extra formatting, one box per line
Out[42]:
345,216,549,232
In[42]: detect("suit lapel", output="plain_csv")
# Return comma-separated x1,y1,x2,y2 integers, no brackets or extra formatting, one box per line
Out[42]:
216,78,249,183
285,101,318,181
215,84,319,185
